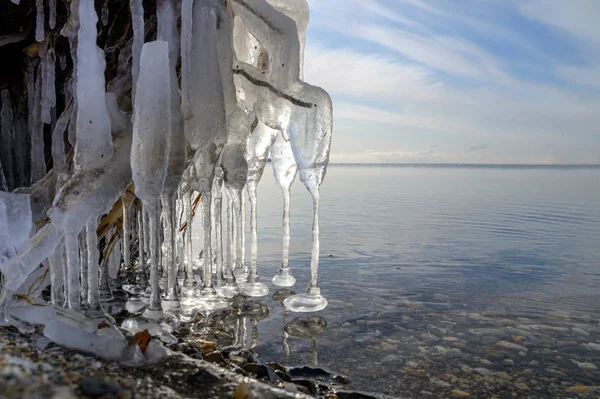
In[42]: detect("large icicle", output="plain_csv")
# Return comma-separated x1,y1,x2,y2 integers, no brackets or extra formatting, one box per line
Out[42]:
158,0,186,309
131,40,172,313
130,0,145,99
184,0,225,151
75,0,113,171
271,132,298,287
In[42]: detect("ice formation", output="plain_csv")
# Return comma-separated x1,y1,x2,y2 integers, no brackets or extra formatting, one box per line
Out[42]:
0,0,332,359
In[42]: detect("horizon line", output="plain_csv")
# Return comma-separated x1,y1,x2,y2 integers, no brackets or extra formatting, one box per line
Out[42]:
326,162,600,167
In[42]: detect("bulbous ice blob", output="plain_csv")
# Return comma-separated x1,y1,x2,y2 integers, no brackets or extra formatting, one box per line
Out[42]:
75,0,113,171
130,41,172,202
183,0,225,152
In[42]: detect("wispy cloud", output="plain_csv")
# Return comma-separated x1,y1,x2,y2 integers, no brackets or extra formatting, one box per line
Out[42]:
304,0,600,163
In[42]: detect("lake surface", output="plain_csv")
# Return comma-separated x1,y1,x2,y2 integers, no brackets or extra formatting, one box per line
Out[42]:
192,164,600,397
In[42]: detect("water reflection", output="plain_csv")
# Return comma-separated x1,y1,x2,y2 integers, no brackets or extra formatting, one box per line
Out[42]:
283,316,327,367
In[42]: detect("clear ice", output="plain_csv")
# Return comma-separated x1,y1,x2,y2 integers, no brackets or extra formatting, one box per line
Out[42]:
0,0,333,360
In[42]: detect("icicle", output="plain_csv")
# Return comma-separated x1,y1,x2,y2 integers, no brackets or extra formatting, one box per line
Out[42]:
49,0,57,29
161,193,179,307
35,0,45,42
47,46,56,115
40,39,52,124
59,54,67,71
182,190,194,287
225,189,234,279
51,105,72,174
271,132,298,287
122,198,130,269
200,192,215,294
0,163,7,192
130,0,145,100
75,0,113,171
49,242,65,306
180,0,193,119
64,231,81,311
212,169,224,287
1,89,15,190
131,40,172,312
101,0,109,26
31,63,46,183
241,189,246,273
184,0,225,151
137,204,148,289
85,216,101,310
147,200,161,310
79,230,88,306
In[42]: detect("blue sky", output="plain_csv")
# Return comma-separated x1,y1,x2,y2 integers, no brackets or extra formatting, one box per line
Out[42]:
302,0,600,164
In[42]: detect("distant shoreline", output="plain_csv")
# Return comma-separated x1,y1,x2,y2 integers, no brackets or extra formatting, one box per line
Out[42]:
326,163,600,169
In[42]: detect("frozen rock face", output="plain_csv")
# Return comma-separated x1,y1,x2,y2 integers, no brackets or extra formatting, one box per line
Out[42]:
1,0,332,346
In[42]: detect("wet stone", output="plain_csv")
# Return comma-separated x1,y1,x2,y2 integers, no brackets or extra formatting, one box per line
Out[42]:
78,377,122,398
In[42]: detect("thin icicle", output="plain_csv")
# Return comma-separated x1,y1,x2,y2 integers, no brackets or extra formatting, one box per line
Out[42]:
1,89,15,190
137,204,148,289
0,163,7,192
47,46,56,112
40,39,52,124
79,230,88,306
59,54,67,71
101,0,109,26
180,0,193,119
51,105,72,174
182,190,194,287
122,198,130,269
35,0,44,42
31,64,46,183
86,217,101,310
49,242,65,306
65,231,81,311
130,0,145,100
49,0,57,29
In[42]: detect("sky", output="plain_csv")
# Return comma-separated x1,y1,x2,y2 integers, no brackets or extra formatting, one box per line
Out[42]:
303,0,600,164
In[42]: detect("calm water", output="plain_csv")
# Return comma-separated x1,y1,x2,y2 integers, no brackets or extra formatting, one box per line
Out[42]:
192,164,600,397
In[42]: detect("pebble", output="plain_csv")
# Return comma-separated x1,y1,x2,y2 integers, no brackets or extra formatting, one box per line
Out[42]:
572,360,598,370
572,328,589,336
480,359,492,365
584,342,600,351
381,354,400,364
446,348,463,359
514,382,530,390
503,359,514,366
451,389,470,397
566,385,594,394
495,341,528,352
474,367,492,377
443,337,460,343
469,328,508,338
79,377,122,398
434,380,452,388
